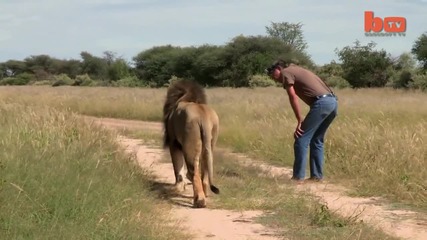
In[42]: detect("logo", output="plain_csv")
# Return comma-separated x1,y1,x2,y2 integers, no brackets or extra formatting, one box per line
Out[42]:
364,11,406,37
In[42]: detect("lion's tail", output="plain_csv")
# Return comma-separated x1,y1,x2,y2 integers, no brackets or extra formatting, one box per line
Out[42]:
200,121,220,194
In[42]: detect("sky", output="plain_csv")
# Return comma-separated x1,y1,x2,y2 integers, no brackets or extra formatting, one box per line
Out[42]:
0,0,426,65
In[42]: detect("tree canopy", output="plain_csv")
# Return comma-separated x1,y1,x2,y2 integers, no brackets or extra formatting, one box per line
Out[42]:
411,32,427,70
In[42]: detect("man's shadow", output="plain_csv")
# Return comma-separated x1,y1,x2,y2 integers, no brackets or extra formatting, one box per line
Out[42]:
147,180,195,208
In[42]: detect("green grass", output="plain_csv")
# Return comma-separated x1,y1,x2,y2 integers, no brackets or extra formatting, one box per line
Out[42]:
0,85,426,211
0,103,188,239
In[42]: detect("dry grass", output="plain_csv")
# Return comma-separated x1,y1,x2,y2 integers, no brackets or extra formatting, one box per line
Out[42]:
1,85,426,211
0,101,188,239
211,87,427,210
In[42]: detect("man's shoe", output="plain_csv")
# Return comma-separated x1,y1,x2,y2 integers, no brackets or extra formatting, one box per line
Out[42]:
290,177,305,185
306,177,323,183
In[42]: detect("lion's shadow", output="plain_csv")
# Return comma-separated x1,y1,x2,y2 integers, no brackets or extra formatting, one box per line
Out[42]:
147,180,195,208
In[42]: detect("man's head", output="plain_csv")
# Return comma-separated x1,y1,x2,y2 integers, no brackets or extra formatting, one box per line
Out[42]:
265,59,289,81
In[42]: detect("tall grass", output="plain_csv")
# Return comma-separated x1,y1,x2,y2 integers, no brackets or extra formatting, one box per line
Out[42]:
210,87,427,210
0,102,187,239
0,85,426,210
0,86,163,120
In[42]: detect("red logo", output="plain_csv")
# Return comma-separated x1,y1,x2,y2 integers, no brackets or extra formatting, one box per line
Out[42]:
364,11,406,36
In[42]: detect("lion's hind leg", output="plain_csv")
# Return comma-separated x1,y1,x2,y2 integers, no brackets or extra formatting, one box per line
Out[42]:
183,140,206,208
186,163,194,183
169,141,186,192
201,149,210,198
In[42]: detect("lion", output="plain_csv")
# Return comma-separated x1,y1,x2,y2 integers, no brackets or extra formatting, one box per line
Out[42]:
162,79,220,208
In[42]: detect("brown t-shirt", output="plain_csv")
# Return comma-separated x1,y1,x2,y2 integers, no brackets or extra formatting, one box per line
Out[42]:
281,64,331,106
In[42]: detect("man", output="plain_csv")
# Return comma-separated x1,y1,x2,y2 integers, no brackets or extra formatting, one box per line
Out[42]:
266,60,338,183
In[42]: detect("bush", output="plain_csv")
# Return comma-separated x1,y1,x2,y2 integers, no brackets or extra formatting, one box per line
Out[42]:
73,74,95,86
162,76,184,88
325,76,351,89
411,73,427,91
14,73,34,85
112,76,144,87
390,70,413,89
248,74,277,88
52,74,74,87
32,80,53,86
0,73,34,85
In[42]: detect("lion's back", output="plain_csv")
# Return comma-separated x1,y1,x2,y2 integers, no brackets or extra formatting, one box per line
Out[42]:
177,102,218,126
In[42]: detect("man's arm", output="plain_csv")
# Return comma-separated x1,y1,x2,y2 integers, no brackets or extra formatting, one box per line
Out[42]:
285,84,304,138
285,84,303,123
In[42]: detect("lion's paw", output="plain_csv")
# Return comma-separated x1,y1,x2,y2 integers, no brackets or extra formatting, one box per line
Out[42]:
174,181,185,192
193,197,206,208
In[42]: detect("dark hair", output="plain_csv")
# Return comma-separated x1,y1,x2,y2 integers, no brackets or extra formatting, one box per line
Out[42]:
265,59,290,75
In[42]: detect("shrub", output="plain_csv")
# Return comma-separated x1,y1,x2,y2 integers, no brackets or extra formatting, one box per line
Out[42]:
390,70,413,89
411,73,427,91
162,75,183,88
0,73,34,85
248,74,277,88
73,74,96,86
32,80,53,86
52,74,73,87
112,76,144,87
325,76,351,89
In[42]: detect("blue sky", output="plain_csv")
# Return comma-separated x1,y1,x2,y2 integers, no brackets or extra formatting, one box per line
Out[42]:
0,0,426,65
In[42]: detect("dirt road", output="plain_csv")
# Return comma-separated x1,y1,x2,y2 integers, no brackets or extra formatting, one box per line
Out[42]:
86,116,427,240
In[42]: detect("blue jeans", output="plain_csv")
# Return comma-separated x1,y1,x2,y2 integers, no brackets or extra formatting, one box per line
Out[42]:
293,96,338,180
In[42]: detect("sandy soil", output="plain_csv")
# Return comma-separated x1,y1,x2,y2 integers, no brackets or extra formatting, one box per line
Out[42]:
85,116,427,240
120,137,280,240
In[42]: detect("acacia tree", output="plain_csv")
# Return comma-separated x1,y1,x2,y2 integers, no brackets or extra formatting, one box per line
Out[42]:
411,32,427,70
265,22,308,52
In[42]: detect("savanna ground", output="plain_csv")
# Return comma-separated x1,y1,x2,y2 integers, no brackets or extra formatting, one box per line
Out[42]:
0,85,426,239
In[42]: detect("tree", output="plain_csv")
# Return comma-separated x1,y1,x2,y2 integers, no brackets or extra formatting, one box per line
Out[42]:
220,35,315,87
336,41,393,88
1,60,26,77
191,45,227,86
101,51,132,81
390,53,417,89
393,52,416,71
133,45,179,87
108,59,131,81
80,51,109,81
265,22,308,52
53,59,82,79
24,55,56,80
411,32,427,70
103,51,117,66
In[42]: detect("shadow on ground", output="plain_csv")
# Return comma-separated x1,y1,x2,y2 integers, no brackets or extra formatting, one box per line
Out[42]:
147,180,196,208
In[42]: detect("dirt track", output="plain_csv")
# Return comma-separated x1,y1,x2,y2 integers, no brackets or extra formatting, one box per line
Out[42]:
85,116,427,240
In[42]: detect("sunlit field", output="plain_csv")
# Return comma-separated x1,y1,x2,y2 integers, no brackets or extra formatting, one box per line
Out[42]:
1,85,426,211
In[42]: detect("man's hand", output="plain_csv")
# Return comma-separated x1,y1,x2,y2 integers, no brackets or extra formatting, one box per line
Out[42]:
294,121,304,139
